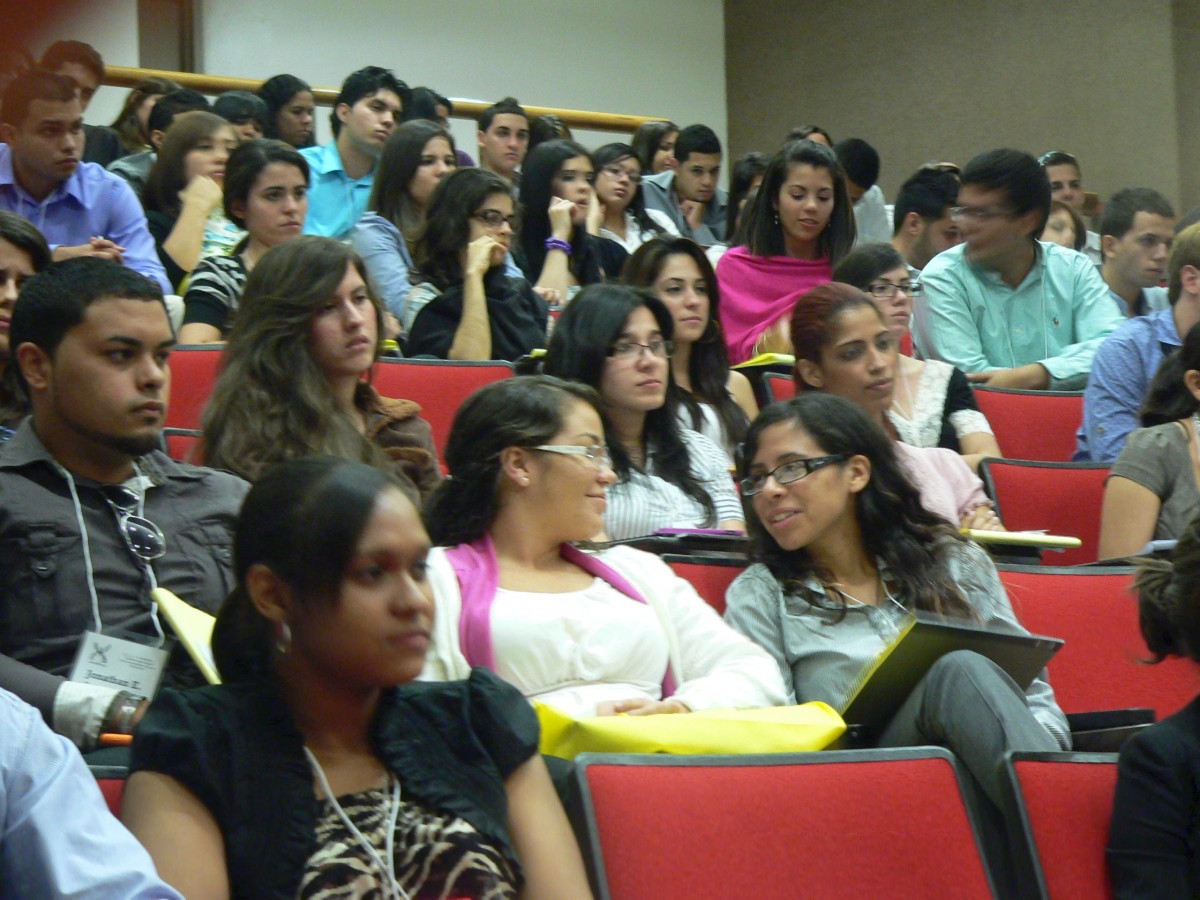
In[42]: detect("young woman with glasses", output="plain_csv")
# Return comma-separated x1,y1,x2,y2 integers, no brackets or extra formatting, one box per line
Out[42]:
405,167,547,360
543,284,744,538
421,375,785,719
515,140,627,306
724,392,1067,886
834,243,1001,471
587,143,676,254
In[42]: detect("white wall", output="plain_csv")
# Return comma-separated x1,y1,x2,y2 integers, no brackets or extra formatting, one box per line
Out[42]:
196,0,726,164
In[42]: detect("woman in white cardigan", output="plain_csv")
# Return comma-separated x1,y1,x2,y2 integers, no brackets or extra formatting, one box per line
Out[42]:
420,375,786,717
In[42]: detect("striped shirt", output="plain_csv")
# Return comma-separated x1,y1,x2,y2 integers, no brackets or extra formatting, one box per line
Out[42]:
604,427,742,540
181,254,248,336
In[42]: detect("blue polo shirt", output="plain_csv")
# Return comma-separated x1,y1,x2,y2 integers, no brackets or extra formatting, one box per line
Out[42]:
1075,306,1182,461
300,141,376,240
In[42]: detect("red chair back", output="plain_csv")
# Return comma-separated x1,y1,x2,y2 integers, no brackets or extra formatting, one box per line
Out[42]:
90,766,128,816
166,346,224,430
1006,753,1118,899
999,565,1198,720
369,359,513,457
972,386,1083,461
981,459,1109,565
761,372,796,405
664,556,746,615
574,750,994,899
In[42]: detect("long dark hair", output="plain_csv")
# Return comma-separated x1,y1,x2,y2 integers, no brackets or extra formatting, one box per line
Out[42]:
369,120,455,238
109,76,179,153
257,73,313,146
413,167,512,291
832,243,907,290
543,284,716,523
593,142,664,239
424,375,603,546
0,211,51,421
739,140,856,265
726,151,769,242
740,394,973,618
222,139,310,237
623,236,748,445
143,111,233,217
1141,321,1200,427
1134,511,1200,663
631,120,677,174
212,456,409,682
517,140,603,286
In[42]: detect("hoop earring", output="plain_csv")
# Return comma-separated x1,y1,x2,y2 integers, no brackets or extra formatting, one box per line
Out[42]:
275,622,292,655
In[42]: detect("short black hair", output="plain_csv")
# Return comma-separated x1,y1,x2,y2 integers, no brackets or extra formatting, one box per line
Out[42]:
477,96,527,133
39,40,104,81
213,90,269,132
9,258,164,393
1038,150,1081,176
1,69,76,128
961,148,1052,240
330,66,409,137
892,168,960,237
673,124,721,166
786,124,833,145
147,88,210,134
1100,187,1176,242
833,138,880,191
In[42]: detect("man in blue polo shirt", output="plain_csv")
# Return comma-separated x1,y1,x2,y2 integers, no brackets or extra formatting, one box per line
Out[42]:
914,148,1122,391
1076,223,1200,461
301,66,408,240
0,69,169,292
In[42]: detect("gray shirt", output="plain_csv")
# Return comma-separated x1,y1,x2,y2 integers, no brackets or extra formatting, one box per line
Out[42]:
641,170,728,246
723,539,1070,747
0,421,248,718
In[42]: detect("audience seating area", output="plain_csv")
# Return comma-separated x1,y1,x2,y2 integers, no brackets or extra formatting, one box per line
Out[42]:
971,386,1084,463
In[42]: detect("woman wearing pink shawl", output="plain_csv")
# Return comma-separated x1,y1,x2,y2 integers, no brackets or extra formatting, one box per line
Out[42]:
716,140,856,363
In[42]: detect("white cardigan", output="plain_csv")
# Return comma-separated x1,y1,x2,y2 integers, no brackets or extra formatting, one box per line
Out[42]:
421,543,787,715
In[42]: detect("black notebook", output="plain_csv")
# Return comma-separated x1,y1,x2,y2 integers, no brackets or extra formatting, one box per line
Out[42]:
840,615,1063,733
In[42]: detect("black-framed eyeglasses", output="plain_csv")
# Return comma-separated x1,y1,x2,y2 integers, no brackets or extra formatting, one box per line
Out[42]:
472,210,519,229
531,444,613,470
101,486,166,561
607,339,674,360
866,281,923,300
740,454,849,496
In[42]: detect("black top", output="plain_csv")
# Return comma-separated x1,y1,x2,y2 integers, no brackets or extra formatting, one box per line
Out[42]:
82,124,124,168
131,668,539,899
1108,694,1200,897
936,367,982,453
406,274,548,361
145,210,188,291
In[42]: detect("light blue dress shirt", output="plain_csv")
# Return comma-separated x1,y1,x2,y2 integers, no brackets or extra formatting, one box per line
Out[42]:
0,146,170,293
0,687,182,897
914,241,1124,390
300,141,375,240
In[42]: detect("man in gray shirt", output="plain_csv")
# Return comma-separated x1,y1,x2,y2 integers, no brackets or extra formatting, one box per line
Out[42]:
641,123,727,246
0,258,247,748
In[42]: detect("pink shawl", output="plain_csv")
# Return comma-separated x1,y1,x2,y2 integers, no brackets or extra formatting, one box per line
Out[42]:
715,245,833,364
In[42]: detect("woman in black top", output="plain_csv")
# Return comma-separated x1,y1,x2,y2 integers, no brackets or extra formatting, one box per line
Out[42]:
122,456,590,899
406,168,548,360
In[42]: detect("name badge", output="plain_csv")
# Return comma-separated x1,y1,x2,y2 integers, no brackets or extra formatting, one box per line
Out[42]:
69,630,170,700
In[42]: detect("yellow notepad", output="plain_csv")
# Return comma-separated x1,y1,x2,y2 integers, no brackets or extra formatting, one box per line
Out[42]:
152,588,221,685
731,352,796,369
963,529,1082,549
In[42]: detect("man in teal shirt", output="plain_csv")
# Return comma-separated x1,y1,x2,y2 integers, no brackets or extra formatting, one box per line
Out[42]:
914,148,1123,390
300,66,407,240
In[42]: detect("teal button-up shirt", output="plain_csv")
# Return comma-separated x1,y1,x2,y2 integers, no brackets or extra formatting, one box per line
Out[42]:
914,241,1124,390
300,140,376,240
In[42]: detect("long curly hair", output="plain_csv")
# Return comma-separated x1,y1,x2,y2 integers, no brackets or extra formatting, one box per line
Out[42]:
201,237,393,482
740,394,973,619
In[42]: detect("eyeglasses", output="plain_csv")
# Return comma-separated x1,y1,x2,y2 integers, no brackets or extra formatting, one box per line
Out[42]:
472,210,519,229
740,454,849,496
866,281,923,300
532,444,613,470
949,206,1016,222
600,164,641,184
607,339,674,360
101,486,167,561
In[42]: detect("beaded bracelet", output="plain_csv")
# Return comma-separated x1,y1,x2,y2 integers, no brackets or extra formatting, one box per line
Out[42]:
544,237,572,255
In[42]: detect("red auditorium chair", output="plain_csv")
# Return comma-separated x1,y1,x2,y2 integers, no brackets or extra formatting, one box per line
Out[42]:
761,372,796,405
165,345,223,431
1003,752,1119,899
981,458,1109,565
571,748,995,899
163,427,203,464
664,555,745,616
999,565,1197,721
972,385,1083,462
90,765,128,817
369,358,513,456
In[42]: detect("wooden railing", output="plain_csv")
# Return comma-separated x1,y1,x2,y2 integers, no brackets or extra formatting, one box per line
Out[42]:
104,65,662,135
